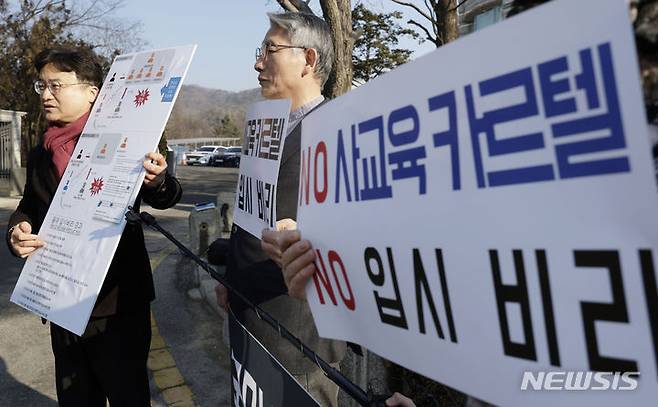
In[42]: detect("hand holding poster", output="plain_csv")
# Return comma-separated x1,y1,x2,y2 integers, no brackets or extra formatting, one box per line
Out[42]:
10,45,196,335
233,99,291,238
297,0,658,405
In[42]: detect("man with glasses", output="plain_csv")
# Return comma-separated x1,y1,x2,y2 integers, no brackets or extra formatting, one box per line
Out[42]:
34,80,94,95
215,12,346,406
7,46,182,406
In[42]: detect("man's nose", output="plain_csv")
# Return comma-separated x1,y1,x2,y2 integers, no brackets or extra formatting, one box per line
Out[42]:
40,87,54,101
254,59,264,72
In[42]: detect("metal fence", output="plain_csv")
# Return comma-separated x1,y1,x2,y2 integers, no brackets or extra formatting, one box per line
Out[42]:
0,110,26,196
0,121,12,180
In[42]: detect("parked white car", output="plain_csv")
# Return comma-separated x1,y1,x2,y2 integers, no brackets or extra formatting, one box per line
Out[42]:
185,145,226,166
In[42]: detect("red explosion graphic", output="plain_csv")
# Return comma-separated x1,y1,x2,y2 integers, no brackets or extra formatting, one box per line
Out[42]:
133,88,150,107
90,177,104,196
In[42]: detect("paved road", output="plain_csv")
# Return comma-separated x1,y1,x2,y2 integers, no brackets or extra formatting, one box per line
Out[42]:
146,165,237,406
174,165,239,209
0,197,58,406
0,165,238,406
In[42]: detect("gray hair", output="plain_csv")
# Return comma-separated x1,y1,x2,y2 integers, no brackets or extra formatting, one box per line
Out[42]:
267,12,334,88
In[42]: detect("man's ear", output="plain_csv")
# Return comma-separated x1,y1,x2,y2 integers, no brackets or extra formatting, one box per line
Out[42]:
302,48,319,78
88,85,100,103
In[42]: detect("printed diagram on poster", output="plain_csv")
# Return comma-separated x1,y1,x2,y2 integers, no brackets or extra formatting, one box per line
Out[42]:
126,49,175,84
58,133,142,223
232,99,291,238
10,45,196,336
91,48,184,132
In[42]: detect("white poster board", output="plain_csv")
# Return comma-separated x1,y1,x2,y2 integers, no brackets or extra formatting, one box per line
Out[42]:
11,45,196,335
233,99,291,238
297,0,658,405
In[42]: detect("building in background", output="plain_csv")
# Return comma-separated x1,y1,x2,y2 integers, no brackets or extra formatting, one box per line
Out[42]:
458,0,515,35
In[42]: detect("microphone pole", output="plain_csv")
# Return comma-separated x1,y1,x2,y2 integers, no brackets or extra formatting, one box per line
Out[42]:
126,208,381,407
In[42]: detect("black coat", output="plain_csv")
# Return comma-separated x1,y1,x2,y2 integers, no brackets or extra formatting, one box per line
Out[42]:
6,144,182,315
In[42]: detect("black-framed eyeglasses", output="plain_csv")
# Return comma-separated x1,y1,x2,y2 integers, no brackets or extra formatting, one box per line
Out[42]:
34,80,91,95
255,42,307,61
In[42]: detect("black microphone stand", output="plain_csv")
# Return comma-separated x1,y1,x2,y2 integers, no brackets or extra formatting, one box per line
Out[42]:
126,207,386,407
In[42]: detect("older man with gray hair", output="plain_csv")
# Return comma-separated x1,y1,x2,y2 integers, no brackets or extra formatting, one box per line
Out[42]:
215,11,345,406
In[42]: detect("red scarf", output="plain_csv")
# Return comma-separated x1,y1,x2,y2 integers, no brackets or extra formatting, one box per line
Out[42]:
43,112,89,180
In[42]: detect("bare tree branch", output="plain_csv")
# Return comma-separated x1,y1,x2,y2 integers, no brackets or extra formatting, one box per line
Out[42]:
73,0,101,23
426,0,438,29
407,18,436,44
424,0,432,14
391,0,433,24
276,0,314,13
393,0,458,48
17,0,65,25
67,0,125,25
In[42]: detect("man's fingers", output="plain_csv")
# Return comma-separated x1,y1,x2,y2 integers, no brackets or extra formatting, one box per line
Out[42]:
143,152,167,177
281,239,312,269
15,233,40,242
145,152,166,165
9,224,43,257
288,262,316,299
17,222,32,233
262,229,301,254
261,240,281,257
282,245,316,291
277,230,301,248
143,161,165,175
260,241,282,266
15,245,41,258
11,231,44,251
282,246,315,281
16,239,45,248
261,229,280,247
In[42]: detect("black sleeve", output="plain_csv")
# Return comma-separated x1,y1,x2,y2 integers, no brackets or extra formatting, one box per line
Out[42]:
225,226,288,313
227,258,288,313
140,171,183,210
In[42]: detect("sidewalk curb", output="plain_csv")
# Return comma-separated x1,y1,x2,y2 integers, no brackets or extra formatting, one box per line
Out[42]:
149,247,199,407
192,264,230,347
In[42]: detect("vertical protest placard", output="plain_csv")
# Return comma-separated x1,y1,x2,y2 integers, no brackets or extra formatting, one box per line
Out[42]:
11,45,196,335
233,99,291,238
296,0,658,405
229,311,320,406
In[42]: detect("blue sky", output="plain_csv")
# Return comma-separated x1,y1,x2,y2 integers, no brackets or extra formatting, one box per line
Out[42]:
114,1,435,91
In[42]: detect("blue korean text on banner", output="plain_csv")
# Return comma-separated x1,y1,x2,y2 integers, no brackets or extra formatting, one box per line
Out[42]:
295,0,658,406
161,77,181,102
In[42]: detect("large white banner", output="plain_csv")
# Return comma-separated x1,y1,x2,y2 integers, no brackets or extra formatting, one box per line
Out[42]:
233,99,291,238
297,0,658,405
11,45,196,335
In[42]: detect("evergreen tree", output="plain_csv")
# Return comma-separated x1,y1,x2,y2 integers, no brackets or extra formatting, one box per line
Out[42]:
352,4,419,85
